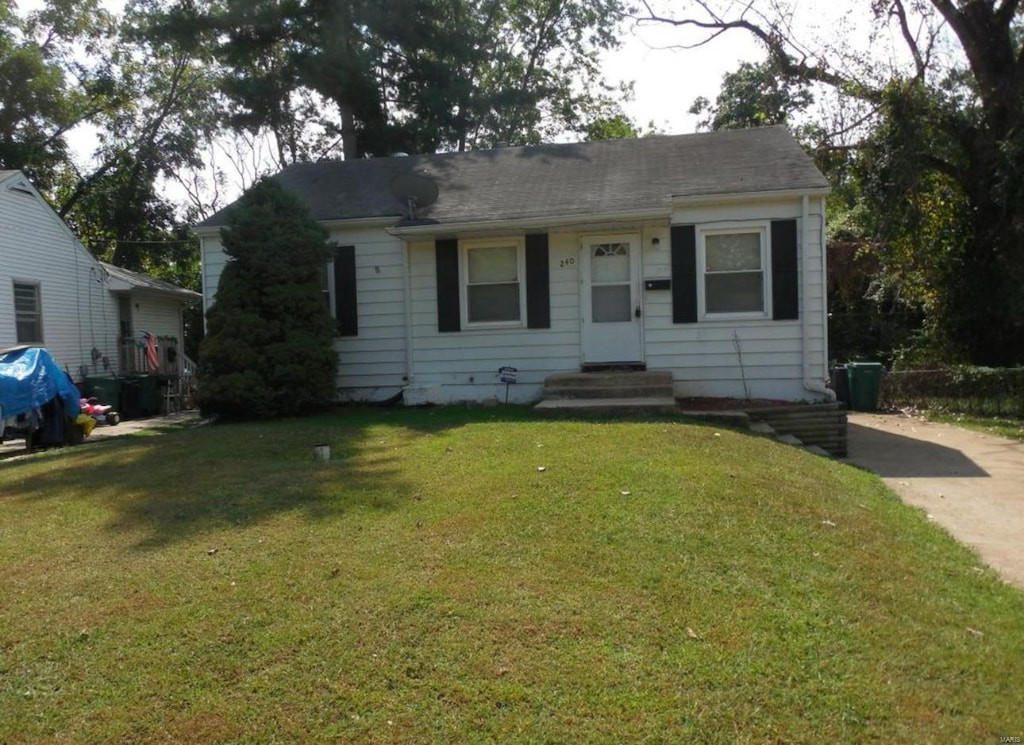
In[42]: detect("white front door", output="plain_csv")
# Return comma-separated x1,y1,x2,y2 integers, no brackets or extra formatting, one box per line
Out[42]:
581,234,643,364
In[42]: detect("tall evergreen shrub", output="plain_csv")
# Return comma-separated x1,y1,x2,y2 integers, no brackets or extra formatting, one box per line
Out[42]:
198,178,337,419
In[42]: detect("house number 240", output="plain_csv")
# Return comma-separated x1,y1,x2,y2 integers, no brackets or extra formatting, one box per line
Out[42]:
560,257,576,268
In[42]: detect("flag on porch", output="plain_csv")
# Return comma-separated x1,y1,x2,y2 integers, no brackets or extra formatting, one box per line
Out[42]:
144,332,159,372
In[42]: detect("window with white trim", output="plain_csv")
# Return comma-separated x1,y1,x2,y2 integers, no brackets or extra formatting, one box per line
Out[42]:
700,228,768,317
13,282,43,343
462,240,525,325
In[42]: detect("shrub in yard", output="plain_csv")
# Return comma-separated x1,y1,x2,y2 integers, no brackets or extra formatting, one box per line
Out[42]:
198,178,337,419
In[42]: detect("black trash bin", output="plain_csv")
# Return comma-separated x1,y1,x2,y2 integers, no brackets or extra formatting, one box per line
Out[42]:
120,378,141,419
119,375,160,418
830,365,850,407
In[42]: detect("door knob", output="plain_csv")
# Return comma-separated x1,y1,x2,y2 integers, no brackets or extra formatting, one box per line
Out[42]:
635,305,642,318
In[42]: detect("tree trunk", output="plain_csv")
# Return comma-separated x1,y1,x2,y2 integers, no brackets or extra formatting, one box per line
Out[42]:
339,102,359,159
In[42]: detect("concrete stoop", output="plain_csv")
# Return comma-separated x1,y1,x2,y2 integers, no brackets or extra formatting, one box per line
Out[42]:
542,370,675,400
535,370,677,416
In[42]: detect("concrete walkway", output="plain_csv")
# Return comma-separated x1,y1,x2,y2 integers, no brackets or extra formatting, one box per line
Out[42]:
0,411,200,460
845,412,1024,588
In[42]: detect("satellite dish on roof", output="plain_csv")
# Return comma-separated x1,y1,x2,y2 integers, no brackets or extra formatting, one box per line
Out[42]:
390,172,438,220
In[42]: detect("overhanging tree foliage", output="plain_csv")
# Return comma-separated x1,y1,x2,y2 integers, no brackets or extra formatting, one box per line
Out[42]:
1,0,211,304
641,0,1024,366
154,0,630,161
0,0,119,192
689,60,814,133
198,178,337,420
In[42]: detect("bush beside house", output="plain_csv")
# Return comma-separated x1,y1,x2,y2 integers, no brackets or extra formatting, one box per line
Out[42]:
197,178,337,420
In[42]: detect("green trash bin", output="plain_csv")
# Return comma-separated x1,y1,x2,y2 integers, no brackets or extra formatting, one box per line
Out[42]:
847,361,884,411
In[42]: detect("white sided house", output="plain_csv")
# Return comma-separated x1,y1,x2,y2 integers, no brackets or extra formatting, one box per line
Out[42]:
197,127,831,405
0,170,200,381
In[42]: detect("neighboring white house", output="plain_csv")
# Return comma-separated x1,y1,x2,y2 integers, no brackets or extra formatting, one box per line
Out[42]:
0,170,200,381
196,127,831,405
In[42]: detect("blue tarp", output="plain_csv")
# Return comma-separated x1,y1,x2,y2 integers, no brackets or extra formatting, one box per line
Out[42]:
0,347,81,420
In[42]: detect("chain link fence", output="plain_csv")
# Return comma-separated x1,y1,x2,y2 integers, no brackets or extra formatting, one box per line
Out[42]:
880,367,1024,417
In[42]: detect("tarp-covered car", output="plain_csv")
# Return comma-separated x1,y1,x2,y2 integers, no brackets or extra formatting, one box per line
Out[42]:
0,346,83,449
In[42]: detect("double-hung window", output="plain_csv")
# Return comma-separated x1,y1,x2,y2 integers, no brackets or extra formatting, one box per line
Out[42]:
700,227,768,317
462,240,525,325
13,282,43,343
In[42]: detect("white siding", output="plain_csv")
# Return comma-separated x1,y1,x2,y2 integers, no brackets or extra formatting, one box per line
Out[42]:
405,233,581,404
405,199,827,404
132,292,184,341
199,233,228,317
199,193,828,406
331,228,407,401
200,225,410,402
0,176,121,379
653,196,828,400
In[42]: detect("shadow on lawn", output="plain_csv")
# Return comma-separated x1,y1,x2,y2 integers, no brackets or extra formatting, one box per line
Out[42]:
2,404,706,550
2,413,420,551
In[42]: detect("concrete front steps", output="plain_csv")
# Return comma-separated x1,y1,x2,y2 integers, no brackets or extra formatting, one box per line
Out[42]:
534,370,678,415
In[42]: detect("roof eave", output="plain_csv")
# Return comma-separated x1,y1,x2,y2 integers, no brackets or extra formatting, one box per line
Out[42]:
193,214,401,235
387,207,671,238
670,186,830,207
109,283,202,302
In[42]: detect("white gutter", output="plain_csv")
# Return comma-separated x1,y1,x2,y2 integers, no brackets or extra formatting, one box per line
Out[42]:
387,207,670,238
671,187,830,207
192,215,400,237
402,236,415,386
801,193,836,402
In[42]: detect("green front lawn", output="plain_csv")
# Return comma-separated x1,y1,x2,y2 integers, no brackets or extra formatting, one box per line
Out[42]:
1,407,1021,742
928,411,1024,442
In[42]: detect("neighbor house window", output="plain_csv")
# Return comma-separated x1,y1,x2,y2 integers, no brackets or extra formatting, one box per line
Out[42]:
321,261,333,312
700,228,767,316
462,240,524,325
13,282,43,343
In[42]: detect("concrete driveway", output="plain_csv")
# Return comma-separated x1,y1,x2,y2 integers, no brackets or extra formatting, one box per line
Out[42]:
845,412,1024,589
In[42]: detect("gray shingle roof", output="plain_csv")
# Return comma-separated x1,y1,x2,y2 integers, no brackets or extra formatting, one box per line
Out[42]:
197,126,827,229
101,262,201,301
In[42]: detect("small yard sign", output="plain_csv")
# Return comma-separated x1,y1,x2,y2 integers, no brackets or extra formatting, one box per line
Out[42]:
498,366,518,403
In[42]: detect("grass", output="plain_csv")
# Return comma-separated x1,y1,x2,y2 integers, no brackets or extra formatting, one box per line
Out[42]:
926,410,1024,442
1,406,1023,742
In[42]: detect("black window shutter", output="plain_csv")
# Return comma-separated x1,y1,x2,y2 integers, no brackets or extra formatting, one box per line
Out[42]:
671,225,698,324
333,245,358,336
525,233,550,329
435,238,460,332
771,219,799,321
